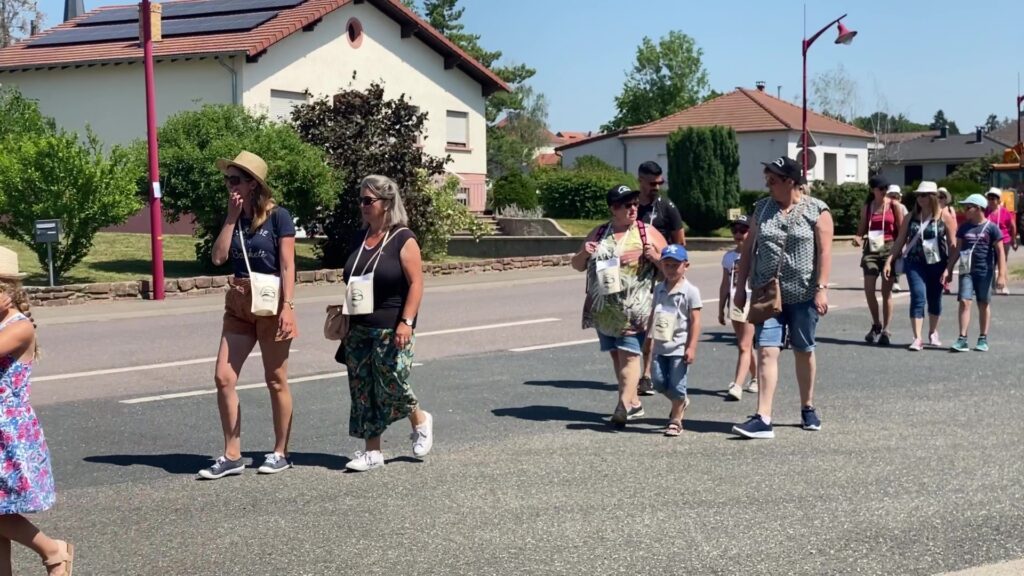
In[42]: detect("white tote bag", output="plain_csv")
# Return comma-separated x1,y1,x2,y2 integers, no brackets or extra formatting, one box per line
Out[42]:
238,229,281,317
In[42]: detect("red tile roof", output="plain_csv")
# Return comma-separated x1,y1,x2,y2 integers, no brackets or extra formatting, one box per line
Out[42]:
535,152,561,167
0,0,507,94
557,88,871,151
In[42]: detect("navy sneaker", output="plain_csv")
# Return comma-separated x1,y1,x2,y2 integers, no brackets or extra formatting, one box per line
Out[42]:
732,414,774,439
801,406,822,431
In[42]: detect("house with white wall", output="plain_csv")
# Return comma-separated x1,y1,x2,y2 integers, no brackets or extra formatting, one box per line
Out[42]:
0,0,507,232
557,86,872,190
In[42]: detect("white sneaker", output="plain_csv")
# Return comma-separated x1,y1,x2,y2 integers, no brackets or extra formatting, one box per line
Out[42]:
411,411,433,457
892,283,902,292
1000,286,1010,295
744,378,759,393
345,450,384,472
726,383,742,401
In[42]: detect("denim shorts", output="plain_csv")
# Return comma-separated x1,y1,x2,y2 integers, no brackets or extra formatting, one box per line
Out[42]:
958,270,994,303
651,355,688,400
754,299,820,352
596,330,645,355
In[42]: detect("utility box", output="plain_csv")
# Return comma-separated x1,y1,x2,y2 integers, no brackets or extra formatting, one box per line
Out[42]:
34,219,61,244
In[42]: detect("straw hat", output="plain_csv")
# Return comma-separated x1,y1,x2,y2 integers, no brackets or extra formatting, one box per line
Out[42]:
914,181,939,194
0,247,26,280
937,187,952,203
215,151,272,193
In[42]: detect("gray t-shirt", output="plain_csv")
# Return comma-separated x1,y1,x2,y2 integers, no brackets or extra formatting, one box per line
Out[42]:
750,195,830,305
651,279,702,357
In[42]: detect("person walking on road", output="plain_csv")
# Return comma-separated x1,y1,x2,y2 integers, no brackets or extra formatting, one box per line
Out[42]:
938,187,958,294
341,175,431,472
945,194,1007,352
985,187,1017,295
0,248,74,576
853,176,903,346
199,151,298,480
731,157,833,440
718,215,758,401
646,245,702,436
887,185,908,292
572,185,667,428
884,181,958,351
635,161,684,397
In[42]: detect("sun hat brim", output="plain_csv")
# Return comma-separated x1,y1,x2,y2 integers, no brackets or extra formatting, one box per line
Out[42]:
216,158,273,194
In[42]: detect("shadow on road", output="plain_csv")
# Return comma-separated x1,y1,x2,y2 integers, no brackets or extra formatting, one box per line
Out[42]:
492,405,735,436
522,380,615,391
83,451,352,474
492,405,606,424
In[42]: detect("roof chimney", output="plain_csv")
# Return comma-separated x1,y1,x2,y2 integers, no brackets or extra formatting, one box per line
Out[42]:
975,126,984,143
138,2,163,44
64,0,85,22
939,125,948,139
30,19,40,36
755,81,766,92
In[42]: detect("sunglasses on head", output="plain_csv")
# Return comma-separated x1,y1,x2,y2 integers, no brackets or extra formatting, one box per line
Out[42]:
359,196,383,207
223,174,252,187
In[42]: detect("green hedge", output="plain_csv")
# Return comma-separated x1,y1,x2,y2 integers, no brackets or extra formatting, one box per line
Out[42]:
808,181,868,235
491,172,538,211
739,190,767,216
667,126,740,235
536,160,637,219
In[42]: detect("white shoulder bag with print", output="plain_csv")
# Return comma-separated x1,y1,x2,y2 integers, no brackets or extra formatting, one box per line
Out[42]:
238,229,281,317
958,221,992,276
344,228,408,316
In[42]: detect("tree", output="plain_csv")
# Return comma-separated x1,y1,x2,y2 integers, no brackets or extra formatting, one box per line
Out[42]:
0,85,54,141
0,0,42,48
154,104,340,266
930,109,960,134
291,82,452,265
852,112,929,134
603,31,710,132
667,126,740,234
811,64,858,122
489,85,549,178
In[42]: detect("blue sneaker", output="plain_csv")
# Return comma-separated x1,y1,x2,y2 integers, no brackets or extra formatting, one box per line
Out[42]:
975,335,989,352
801,406,822,431
732,414,774,439
951,336,969,353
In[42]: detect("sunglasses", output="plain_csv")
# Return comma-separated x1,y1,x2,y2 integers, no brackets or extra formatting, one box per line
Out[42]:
223,174,252,186
614,201,640,209
359,196,383,207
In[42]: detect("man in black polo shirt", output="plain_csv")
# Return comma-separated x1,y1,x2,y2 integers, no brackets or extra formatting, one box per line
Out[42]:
636,160,685,395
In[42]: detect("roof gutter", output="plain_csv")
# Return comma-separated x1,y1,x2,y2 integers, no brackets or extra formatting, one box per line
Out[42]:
216,56,238,105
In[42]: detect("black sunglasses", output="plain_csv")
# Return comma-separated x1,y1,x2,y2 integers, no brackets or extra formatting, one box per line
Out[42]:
359,196,383,207
614,201,640,209
223,174,252,186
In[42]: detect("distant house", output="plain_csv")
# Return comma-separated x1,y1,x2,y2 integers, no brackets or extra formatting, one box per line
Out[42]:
493,122,592,168
875,126,1013,186
556,86,872,190
0,0,507,227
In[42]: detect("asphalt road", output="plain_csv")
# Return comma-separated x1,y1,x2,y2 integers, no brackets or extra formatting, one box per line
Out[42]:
14,247,1024,575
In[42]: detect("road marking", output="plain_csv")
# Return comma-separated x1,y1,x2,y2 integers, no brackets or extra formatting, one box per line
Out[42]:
510,339,600,352
417,318,560,337
34,352,273,382
120,364,422,405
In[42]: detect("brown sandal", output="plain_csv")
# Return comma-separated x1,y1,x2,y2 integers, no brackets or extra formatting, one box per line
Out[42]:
42,540,73,576
664,420,683,437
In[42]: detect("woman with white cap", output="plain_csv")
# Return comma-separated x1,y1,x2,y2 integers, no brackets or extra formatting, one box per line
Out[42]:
199,151,299,480
984,187,1017,295
884,181,958,351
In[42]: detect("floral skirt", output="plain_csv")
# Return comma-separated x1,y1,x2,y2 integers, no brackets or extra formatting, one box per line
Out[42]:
343,324,418,440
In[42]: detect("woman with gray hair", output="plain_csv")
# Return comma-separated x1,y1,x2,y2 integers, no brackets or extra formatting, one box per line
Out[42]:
340,175,431,472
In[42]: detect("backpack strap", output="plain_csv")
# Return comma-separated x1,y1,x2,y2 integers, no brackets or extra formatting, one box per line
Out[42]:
637,220,649,246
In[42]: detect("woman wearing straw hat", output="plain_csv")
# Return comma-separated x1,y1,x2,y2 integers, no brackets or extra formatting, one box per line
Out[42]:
198,151,299,480
0,248,74,575
884,181,958,351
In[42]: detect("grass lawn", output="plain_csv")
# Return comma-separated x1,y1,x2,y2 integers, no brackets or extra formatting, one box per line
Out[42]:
556,219,605,236
1013,265,1024,280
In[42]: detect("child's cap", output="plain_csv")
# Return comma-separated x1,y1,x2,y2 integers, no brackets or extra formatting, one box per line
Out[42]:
661,244,688,262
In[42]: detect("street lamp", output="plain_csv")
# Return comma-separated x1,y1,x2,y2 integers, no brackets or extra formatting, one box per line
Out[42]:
140,0,165,300
1016,93,1023,145
801,13,857,180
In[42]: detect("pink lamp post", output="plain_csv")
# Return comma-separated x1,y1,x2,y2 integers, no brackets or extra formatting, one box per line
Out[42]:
802,13,857,180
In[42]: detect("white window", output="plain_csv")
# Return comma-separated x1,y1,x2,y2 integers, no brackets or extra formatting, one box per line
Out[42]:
844,154,859,182
446,110,469,148
270,89,308,122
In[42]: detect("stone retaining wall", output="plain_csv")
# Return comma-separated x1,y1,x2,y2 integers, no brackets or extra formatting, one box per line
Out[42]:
24,254,574,307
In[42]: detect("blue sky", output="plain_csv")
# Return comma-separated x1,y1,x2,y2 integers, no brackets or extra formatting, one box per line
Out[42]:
34,0,1024,134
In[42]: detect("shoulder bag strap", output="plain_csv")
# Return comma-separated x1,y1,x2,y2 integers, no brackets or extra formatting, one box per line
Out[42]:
237,228,255,277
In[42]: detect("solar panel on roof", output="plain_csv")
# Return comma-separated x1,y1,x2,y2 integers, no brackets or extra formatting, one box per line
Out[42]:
28,11,279,47
77,0,305,26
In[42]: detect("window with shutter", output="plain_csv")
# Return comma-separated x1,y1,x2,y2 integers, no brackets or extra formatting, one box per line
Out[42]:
270,90,308,122
446,111,469,148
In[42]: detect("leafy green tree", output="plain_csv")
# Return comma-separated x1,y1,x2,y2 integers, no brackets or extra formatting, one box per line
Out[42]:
603,31,710,131
491,171,538,211
0,130,144,281
948,154,1001,185
811,64,858,122
930,109,960,134
0,86,54,141
667,126,740,234
0,0,43,48
154,104,339,266
489,85,549,178
852,112,929,134
411,171,486,260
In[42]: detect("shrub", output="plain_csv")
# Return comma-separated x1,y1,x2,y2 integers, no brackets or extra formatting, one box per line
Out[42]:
539,169,632,219
491,172,538,211
667,126,740,235
807,180,868,235
412,172,487,260
154,104,339,266
739,190,767,216
572,155,619,172
936,178,985,202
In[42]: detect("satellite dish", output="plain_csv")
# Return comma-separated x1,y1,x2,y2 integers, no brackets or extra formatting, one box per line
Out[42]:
797,149,817,170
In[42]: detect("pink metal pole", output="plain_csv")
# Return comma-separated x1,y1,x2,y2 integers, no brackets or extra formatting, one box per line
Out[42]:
141,0,165,300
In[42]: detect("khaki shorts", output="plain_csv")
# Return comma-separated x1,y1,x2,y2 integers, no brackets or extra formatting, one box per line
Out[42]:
861,242,893,277
222,278,296,343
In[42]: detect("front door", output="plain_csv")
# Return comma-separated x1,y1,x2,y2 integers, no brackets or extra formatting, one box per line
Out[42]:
824,153,838,184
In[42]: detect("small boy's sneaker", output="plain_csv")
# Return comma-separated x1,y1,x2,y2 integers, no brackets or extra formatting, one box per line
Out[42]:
626,404,645,420
744,378,759,393
197,456,245,480
951,336,970,353
975,336,990,352
726,383,742,401
732,414,774,439
801,406,822,431
257,452,291,474
638,376,655,396
929,332,942,347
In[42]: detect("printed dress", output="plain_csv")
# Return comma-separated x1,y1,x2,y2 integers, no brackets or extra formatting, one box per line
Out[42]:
0,313,55,514
581,223,656,336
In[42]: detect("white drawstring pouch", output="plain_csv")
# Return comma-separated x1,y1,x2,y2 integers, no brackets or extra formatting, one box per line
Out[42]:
238,229,281,317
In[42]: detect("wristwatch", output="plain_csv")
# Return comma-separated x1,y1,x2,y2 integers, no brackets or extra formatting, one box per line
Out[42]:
284,300,295,309
815,284,828,291
400,317,414,327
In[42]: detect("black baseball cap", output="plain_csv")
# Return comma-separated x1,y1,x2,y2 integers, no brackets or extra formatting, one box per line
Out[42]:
606,184,640,205
731,215,750,228
761,156,806,185
868,175,890,190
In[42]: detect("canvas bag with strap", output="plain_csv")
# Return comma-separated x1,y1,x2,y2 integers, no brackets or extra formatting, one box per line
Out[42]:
581,220,648,329
237,228,281,317
747,199,805,325
865,201,889,254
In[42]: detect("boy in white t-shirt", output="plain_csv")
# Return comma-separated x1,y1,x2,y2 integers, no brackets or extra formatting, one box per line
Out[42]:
718,215,758,401
647,245,702,437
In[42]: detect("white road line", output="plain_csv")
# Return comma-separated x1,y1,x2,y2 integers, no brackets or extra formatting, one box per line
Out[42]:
417,317,560,337
34,352,267,382
510,339,599,352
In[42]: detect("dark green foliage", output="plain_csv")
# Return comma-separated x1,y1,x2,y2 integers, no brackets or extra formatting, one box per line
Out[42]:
537,164,638,220
936,178,985,202
947,154,1000,185
806,181,867,235
491,172,538,211
666,126,740,235
739,190,767,216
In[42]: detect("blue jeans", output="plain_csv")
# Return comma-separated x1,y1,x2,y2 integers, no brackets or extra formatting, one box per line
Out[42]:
905,259,946,318
596,330,646,355
650,355,688,400
959,269,994,303
755,299,820,352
